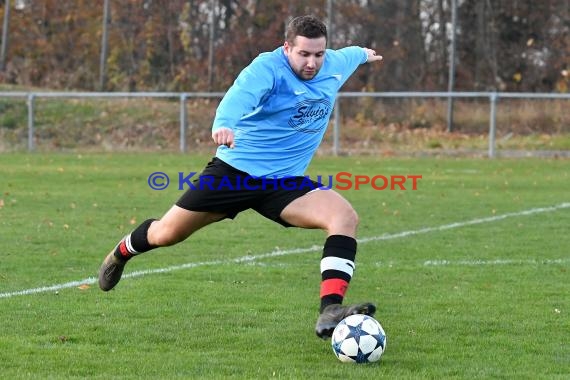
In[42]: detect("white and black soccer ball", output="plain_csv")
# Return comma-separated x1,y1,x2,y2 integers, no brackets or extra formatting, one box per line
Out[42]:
331,314,387,364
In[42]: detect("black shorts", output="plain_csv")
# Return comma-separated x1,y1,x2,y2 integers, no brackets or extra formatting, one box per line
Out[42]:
175,157,322,227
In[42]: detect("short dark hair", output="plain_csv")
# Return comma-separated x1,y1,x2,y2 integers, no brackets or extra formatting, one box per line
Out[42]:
285,15,327,44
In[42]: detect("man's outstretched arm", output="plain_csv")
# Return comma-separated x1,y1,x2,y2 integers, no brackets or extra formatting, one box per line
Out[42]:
363,48,383,63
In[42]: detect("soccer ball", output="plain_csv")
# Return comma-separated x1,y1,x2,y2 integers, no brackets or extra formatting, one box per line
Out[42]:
331,314,387,363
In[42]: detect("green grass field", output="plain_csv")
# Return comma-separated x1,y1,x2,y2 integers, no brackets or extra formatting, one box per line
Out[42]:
0,153,569,379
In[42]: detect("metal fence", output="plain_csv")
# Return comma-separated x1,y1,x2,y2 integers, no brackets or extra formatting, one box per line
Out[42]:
1,91,569,157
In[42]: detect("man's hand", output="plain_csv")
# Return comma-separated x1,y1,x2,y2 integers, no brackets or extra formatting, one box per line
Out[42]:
212,127,235,148
364,48,383,63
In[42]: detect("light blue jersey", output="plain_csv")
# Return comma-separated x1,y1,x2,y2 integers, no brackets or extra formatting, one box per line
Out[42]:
213,46,368,177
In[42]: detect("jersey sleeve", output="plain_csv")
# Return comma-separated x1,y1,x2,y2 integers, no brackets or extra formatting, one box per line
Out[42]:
329,46,369,86
212,55,275,131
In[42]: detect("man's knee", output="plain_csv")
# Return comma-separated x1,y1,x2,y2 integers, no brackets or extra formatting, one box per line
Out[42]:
148,221,186,247
341,206,359,229
328,205,359,233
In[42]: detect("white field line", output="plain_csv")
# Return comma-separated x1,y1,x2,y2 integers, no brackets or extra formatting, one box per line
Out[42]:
423,258,570,266
1,202,569,299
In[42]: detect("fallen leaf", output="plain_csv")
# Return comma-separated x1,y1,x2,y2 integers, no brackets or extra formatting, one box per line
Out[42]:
78,284,90,290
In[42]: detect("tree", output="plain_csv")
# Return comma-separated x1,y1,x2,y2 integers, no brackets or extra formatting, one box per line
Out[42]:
457,0,568,91
0,0,567,92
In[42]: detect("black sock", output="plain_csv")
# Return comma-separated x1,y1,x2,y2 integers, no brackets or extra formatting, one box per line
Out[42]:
319,235,357,312
113,219,158,260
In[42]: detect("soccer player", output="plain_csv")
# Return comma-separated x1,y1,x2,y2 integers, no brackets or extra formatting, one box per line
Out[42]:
99,15,383,339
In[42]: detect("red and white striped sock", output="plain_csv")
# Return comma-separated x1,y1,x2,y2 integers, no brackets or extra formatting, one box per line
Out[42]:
113,218,157,260
319,235,357,312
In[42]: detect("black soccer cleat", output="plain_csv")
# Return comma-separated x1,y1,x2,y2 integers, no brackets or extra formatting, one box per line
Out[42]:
98,239,132,291
315,302,376,339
